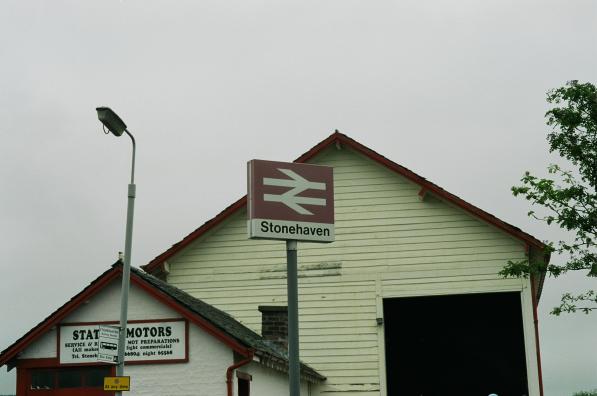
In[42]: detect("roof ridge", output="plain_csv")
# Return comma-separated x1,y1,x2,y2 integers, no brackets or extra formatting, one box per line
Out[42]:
143,131,546,277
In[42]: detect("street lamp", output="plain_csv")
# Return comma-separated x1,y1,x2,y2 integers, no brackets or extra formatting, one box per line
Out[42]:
96,107,136,395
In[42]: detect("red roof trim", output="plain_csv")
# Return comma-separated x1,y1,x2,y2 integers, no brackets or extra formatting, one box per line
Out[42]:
143,197,247,273
333,133,545,249
0,269,119,367
0,265,250,367
16,358,60,368
143,131,546,276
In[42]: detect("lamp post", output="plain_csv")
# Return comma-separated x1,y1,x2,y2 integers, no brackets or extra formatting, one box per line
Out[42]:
96,107,136,396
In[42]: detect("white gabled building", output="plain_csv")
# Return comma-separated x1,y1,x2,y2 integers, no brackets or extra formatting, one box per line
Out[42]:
142,132,549,396
0,263,324,396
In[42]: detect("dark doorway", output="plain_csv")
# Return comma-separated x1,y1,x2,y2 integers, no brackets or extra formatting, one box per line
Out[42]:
384,292,528,396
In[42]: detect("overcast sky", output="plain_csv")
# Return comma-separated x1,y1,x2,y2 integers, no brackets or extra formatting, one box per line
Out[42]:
1,1,596,395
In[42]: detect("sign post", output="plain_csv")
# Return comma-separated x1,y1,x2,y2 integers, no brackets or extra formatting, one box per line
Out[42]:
97,325,120,364
248,160,334,396
285,239,300,395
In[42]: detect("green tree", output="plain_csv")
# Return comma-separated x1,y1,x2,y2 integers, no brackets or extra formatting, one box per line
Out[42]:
500,81,597,314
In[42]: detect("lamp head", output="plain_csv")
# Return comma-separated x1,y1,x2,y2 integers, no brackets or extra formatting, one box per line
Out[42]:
96,107,127,136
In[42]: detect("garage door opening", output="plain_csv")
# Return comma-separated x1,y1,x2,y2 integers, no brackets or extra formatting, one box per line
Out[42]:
383,292,528,396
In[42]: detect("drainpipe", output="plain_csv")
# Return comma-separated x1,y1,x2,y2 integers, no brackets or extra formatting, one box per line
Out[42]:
530,275,544,396
226,350,254,396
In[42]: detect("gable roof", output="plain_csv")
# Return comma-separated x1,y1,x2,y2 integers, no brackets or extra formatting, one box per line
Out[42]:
142,131,548,297
0,263,325,383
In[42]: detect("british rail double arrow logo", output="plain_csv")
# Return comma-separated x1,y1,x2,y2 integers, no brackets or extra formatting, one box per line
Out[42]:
263,169,327,215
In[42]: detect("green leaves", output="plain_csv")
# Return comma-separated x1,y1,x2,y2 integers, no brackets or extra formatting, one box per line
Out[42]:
546,81,597,186
551,290,597,315
506,81,597,315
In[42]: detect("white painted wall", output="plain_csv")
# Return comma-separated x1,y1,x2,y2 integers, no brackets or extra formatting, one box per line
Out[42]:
165,145,539,396
243,361,311,396
16,276,311,396
19,327,57,359
65,280,177,323
521,278,541,396
18,279,179,360
126,325,232,396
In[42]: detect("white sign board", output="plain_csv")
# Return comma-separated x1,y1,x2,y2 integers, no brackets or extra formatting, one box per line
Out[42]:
60,320,187,364
97,325,120,364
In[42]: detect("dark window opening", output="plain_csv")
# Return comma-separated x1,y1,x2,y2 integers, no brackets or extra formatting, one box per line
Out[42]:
238,378,250,396
58,369,82,388
85,366,111,387
384,292,529,396
237,372,251,396
30,370,54,390
29,366,113,391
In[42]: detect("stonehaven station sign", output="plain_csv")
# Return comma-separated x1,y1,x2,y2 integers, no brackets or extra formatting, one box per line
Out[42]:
247,159,334,242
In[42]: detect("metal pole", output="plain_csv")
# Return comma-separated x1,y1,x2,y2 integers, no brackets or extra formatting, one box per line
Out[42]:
286,240,300,396
115,131,136,396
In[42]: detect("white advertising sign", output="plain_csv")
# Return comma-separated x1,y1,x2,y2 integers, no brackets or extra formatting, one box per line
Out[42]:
60,320,186,364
